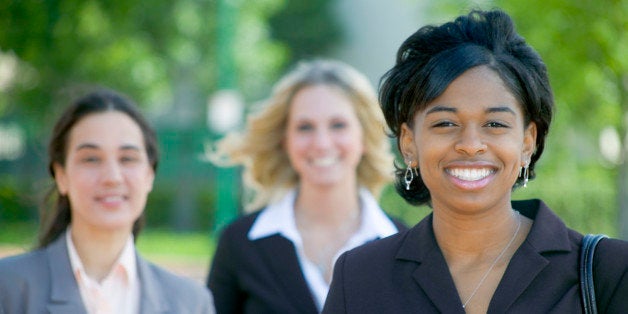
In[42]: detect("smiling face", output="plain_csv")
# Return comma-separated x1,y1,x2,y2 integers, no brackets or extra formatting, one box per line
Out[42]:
53,111,155,233
400,66,537,213
285,84,365,190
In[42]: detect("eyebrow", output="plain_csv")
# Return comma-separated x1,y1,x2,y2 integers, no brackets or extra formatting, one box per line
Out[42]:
425,105,516,115
75,143,142,152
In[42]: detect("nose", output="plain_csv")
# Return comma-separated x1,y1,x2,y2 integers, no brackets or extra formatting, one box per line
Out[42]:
312,128,333,149
454,126,487,156
102,159,124,185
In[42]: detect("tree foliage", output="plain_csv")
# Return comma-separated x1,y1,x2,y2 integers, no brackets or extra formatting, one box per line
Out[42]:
268,0,343,66
0,0,287,135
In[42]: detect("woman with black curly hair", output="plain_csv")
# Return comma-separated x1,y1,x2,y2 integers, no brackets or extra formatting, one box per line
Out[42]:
323,9,628,314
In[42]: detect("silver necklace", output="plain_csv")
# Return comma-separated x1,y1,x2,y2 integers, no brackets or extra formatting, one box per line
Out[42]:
462,210,521,309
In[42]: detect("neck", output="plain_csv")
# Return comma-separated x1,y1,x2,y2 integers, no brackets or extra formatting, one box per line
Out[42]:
70,223,131,282
294,183,361,229
432,205,520,256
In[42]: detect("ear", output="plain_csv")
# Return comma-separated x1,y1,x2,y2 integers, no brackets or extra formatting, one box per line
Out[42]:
145,168,155,193
400,123,418,166
52,163,68,195
522,122,537,165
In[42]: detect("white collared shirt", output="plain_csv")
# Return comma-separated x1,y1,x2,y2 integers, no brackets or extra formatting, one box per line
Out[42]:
248,188,400,311
66,228,140,314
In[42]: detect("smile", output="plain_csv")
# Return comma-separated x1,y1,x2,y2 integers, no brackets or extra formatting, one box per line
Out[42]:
446,168,494,181
311,156,338,167
100,195,125,202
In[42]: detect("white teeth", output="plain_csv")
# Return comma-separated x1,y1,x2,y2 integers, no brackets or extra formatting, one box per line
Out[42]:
448,168,493,181
102,196,124,202
312,156,337,167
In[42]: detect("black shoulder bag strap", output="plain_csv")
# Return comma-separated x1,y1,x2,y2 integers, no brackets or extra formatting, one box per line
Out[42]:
580,234,607,314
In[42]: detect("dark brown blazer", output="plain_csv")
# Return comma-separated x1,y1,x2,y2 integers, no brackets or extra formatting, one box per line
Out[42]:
207,211,407,314
323,199,628,313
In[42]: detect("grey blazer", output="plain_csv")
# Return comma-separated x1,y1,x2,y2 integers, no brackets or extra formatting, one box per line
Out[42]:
0,234,215,314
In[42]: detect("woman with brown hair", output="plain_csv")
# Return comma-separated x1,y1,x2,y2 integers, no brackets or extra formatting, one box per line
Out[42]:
0,89,214,314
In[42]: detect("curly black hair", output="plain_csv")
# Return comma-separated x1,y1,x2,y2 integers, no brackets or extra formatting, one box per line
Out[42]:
379,9,554,206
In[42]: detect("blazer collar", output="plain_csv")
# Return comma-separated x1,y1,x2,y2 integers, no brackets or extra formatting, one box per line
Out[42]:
45,232,171,314
394,199,574,313
46,235,88,314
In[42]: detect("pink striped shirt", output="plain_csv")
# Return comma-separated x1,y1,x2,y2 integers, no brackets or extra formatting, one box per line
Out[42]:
66,229,140,314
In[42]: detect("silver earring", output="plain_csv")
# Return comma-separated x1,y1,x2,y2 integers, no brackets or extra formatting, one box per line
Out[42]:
521,165,529,188
404,162,414,190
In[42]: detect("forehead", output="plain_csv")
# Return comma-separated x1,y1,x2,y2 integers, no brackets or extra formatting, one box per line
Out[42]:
289,84,357,120
422,66,522,115
68,111,145,149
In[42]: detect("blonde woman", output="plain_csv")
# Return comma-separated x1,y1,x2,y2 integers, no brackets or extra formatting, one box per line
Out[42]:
206,59,407,314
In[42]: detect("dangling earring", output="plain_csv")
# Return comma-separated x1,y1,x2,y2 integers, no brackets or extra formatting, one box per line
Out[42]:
521,164,529,188
404,161,414,190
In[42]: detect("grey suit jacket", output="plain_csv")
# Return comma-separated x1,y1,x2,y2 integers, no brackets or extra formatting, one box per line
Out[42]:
0,234,215,314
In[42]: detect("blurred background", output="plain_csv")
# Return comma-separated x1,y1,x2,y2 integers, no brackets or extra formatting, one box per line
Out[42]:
0,0,626,280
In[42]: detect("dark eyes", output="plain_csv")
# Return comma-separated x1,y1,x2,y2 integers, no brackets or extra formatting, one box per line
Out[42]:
331,121,347,129
432,121,457,128
295,121,347,131
431,121,509,128
120,156,139,163
485,121,509,128
80,155,139,163
296,123,314,131
82,156,100,163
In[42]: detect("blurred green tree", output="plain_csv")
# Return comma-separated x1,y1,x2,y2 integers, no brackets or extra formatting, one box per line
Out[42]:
268,0,343,66
0,0,287,133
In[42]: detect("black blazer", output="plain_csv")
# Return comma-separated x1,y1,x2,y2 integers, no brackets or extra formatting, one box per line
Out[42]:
207,211,407,314
323,199,628,313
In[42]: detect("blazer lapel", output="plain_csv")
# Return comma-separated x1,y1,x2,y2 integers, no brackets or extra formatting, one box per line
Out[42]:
46,235,89,314
255,235,318,314
137,254,170,314
488,199,573,312
398,216,466,313
487,241,550,312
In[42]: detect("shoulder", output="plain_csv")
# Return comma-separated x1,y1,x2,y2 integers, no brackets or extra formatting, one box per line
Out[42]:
141,258,214,312
594,236,628,278
217,210,262,240
340,229,410,270
592,236,628,312
0,249,50,310
0,249,48,284
388,216,410,232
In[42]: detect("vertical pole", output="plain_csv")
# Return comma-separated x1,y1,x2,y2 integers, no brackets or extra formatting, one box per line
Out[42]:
213,0,239,234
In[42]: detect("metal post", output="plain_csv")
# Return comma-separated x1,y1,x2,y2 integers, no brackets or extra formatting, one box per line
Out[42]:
212,0,239,234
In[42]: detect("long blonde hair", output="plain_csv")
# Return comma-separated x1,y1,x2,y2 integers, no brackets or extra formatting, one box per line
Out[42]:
211,59,394,211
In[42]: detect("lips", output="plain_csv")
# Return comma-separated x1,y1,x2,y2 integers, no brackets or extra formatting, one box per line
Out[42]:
446,167,495,181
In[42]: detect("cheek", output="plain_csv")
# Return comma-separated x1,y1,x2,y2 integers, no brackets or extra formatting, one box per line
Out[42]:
64,169,96,193
285,136,312,165
340,129,364,151
127,168,153,190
